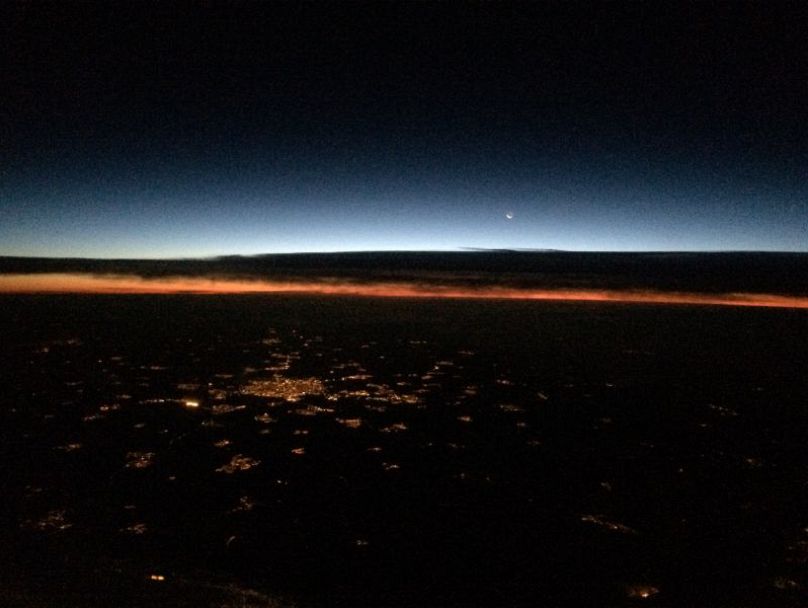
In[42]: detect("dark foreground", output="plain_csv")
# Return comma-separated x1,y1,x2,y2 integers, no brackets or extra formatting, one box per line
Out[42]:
1,295,807,607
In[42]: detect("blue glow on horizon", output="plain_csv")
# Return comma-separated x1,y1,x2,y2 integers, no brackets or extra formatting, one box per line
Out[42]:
2,158,806,258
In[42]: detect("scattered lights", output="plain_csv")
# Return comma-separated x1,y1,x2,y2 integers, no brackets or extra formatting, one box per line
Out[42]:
379,422,408,433
336,417,363,429
125,451,156,469
336,384,421,405
241,377,325,401
745,457,763,468
216,454,261,474
27,509,72,531
208,388,228,400
254,412,276,424
292,404,335,416
581,514,638,535
121,523,148,535
211,404,246,415
8,263,804,608
773,577,800,590
55,443,83,452
230,496,257,513
499,403,525,413
626,585,659,599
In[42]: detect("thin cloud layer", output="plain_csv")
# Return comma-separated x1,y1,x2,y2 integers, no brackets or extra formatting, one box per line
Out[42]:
2,273,808,309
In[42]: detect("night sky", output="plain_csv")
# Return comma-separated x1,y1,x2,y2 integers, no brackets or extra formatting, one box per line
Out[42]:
3,2,807,258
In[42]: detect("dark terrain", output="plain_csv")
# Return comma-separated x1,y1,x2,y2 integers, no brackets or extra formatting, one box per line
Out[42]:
1,294,807,606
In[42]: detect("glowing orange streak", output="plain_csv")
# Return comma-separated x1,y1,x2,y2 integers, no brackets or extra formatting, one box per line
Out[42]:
1,273,808,309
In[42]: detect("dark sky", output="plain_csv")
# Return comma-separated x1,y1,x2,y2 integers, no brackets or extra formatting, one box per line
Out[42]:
2,2,807,257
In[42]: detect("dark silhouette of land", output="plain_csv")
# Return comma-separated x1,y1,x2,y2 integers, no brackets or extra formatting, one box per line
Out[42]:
1,293,807,606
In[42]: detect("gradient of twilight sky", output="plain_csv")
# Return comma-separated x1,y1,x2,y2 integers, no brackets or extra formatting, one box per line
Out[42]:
2,3,807,258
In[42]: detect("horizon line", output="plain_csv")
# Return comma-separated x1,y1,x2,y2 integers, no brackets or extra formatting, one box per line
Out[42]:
2,248,808,262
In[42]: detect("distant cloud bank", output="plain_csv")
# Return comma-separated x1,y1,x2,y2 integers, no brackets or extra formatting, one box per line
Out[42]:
1,251,807,308
1,272,807,309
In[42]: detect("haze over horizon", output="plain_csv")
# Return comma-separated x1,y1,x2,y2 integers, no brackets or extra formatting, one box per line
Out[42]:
3,3,807,258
